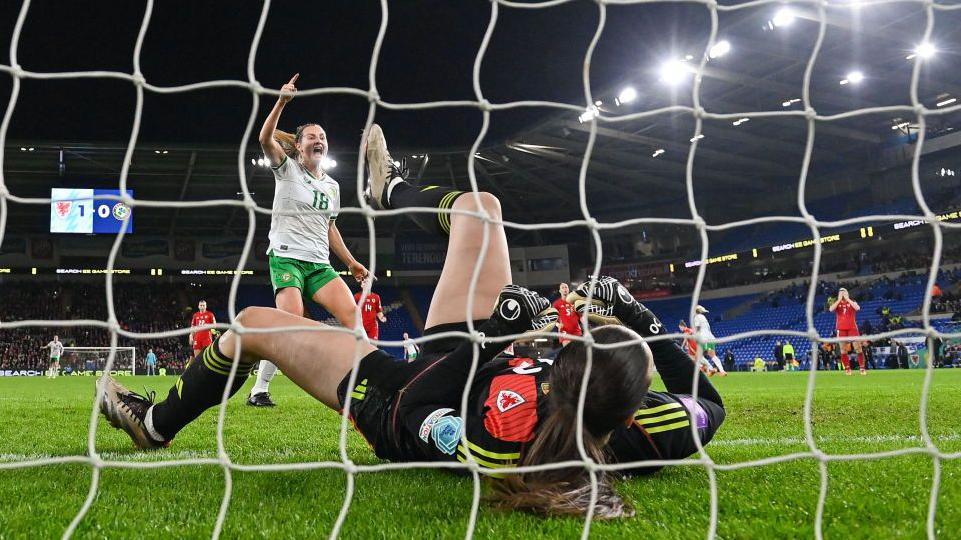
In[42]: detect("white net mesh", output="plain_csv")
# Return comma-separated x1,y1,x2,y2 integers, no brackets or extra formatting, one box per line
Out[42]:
0,0,959,538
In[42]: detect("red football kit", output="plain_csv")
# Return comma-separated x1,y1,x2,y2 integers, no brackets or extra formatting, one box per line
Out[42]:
191,311,216,350
355,292,383,340
552,297,583,338
682,328,698,358
835,300,859,337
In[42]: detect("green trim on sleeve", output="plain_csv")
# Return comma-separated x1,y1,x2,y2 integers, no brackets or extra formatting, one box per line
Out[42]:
270,155,288,171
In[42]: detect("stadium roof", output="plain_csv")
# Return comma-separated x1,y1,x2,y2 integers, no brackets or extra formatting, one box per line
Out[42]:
1,1,960,241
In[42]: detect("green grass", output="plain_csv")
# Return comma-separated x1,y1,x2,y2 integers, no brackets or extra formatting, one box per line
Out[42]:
1,370,959,539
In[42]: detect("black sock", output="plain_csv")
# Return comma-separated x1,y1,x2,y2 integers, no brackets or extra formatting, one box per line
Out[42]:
387,182,465,236
150,339,256,440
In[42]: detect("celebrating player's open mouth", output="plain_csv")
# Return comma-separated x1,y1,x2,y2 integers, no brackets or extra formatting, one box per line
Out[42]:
99,123,725,520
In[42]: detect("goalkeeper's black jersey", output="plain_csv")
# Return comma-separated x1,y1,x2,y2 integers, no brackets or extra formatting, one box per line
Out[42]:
396,355,553,472
607,389,723,476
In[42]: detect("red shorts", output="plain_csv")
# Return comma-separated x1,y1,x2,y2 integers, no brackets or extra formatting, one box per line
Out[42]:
837,328,859,338
193,334,212,349
363,322,379,340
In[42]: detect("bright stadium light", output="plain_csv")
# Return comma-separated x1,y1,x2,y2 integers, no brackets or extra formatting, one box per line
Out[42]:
840,70,864,85
733,117,750,126
690,134,705,142
908,42,936,60
937,97,957,108
616,87,638,106
652,148,665,157
578,105,599,123
709,40,731,59
322,156,337,169
660,60,690,85
772,8,795,28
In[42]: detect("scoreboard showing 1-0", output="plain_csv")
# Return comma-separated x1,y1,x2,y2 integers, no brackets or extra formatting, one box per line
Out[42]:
50,188,134,234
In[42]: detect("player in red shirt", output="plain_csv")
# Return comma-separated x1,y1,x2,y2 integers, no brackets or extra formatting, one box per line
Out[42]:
553,283,582,345
830,287,865,375
355,289,387,340
189,300,217,358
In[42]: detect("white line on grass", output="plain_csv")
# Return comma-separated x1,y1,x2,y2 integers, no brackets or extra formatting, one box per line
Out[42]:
2,433,957,464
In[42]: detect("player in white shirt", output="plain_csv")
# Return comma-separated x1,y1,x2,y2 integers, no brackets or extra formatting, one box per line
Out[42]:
40,335,65,378
402,332,420,363
693,305,726,376
248,74,370,407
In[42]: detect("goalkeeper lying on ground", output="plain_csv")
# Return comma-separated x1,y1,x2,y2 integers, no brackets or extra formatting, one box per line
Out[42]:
98,124,724,518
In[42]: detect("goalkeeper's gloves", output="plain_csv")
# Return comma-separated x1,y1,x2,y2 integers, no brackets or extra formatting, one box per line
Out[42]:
567,276,664,338
489,285,558,336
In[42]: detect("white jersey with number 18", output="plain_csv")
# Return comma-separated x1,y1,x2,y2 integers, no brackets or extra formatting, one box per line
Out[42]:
266,156,341,264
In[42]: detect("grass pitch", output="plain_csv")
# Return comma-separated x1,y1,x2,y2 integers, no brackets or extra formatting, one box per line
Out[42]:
1,369,959,539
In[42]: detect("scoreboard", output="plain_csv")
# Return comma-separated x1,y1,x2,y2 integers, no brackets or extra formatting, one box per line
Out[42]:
50,188,134,234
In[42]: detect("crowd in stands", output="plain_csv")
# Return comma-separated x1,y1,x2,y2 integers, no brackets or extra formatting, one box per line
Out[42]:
1,284,197,372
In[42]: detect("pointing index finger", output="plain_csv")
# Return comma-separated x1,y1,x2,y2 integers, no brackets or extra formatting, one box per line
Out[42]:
288,73,300,85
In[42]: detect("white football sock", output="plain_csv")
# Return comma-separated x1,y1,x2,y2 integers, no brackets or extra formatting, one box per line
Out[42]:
709,356,726,373
144,406,165,442
251,360,277,395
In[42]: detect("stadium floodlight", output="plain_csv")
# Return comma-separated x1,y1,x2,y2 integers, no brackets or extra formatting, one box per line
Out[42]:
772,8,795,28
652,148,665,157
782,98,801,107
937,97,957,107
840,70,864,85
615,86,638,106
907,42,936,60
733,118,750,126
322,156,337,169
708,40,731,59
690,134,705,142
660,60,690,85
578,105,599,123
19,147,25,151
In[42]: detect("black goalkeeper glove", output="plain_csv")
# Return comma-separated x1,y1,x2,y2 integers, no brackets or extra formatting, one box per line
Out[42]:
487,284,558,337
567,276,664,338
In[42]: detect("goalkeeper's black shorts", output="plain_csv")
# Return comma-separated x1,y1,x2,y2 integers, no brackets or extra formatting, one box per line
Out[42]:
335,320,483,462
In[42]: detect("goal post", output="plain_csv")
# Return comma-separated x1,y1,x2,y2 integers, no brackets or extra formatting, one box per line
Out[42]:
61,347,137,376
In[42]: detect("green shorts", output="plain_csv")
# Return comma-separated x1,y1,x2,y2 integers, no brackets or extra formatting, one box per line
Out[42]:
268,253,340,299
702,342,716,353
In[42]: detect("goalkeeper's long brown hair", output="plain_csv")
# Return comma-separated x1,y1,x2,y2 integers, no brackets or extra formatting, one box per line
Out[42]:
490,325,652,519
273,124,320,160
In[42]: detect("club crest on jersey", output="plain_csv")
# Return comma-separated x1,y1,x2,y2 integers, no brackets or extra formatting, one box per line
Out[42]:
55,201,72,217
496,389,526,413
281,272,292,282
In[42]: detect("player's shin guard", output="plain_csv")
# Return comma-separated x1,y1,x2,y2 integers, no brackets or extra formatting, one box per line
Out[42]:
148,339,255,441
386,182,465,236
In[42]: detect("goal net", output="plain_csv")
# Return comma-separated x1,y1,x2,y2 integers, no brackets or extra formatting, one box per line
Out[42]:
0,0,958,538
61,347,137,376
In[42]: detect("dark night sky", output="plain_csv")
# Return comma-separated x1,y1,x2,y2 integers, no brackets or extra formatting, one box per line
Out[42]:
0,0,708,152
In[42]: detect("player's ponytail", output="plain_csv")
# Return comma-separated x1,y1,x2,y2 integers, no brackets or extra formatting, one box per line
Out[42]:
273,129,298,159
490,325,652,519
